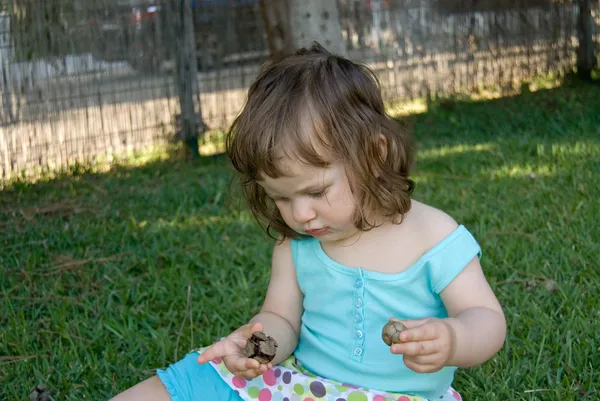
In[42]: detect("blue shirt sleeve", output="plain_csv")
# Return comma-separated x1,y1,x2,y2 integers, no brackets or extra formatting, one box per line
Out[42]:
427,225,482,294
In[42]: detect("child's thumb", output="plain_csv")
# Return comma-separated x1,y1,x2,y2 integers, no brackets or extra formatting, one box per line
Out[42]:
390,317,430,329
242,321,264,338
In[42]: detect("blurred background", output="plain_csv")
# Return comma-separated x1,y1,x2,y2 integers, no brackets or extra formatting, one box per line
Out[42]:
1,0,598,180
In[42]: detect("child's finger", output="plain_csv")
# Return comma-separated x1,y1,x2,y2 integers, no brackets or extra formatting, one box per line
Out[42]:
232,365,264,380
239,363,270,379
243,357,261,370
239,322,264,339
403,358,440,374
399,322,438,342
197,341,228,364
404,353,442,367
232,337,249,349
391,339,438,356
226,356,255,373
390,318,429,329
242,368,263,380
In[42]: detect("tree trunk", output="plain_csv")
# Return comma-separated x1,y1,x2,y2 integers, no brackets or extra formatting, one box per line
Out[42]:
259,0,294,61
576,0,596,81
260,0,346,60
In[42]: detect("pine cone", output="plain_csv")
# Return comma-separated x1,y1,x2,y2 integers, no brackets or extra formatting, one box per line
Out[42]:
242,332,278,364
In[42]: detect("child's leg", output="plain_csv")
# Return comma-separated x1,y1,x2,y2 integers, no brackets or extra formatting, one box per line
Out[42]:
109,376,170,401
109,352,243,401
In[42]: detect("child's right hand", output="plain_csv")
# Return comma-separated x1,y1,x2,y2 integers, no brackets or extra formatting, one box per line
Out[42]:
197,322,273,379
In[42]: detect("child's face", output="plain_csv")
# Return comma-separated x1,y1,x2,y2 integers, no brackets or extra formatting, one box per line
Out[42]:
258,159,358,243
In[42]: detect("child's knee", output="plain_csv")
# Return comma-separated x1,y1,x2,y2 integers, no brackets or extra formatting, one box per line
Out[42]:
109,376,170,401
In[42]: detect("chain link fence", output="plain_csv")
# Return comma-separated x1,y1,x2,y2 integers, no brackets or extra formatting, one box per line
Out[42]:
1,0,598,181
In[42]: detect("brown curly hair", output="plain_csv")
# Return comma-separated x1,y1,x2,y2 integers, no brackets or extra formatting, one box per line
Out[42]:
227,42,415,240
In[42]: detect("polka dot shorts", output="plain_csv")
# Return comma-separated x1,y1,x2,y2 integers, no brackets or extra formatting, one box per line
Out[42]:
196,347,462,401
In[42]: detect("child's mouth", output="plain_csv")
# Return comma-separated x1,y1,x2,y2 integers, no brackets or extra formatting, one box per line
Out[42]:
305,227,329,236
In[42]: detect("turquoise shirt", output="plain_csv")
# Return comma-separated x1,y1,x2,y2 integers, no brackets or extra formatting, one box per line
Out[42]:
291,225,482,399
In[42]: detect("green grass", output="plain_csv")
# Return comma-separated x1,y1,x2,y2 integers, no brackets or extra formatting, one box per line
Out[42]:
1,82,599,400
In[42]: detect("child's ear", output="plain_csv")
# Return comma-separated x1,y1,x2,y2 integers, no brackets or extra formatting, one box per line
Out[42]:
375,134,387,178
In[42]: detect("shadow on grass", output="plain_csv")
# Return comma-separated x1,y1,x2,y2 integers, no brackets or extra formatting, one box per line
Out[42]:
1,80,599,400
2,81,598,206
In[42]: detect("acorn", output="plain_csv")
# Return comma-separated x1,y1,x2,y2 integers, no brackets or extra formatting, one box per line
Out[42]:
242,331,278,364
382,320,406,346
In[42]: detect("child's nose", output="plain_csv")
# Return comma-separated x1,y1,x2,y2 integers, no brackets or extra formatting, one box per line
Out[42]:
292,199,316,223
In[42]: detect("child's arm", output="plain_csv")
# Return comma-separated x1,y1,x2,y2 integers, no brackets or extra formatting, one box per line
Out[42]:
438,257,506,368
248,238,304,365
198,239,303,377
390,256,506,372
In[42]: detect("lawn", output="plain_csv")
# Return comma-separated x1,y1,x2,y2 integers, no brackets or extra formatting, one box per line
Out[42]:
1,81,599,400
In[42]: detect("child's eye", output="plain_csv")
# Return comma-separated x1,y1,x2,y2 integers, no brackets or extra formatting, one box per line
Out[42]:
308,189,326,198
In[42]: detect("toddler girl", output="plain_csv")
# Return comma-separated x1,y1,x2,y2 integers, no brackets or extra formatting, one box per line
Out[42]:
111,42,506,401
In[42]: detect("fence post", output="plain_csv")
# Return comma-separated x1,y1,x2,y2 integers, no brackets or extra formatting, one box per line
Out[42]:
174,0,204,159
577,0,597,80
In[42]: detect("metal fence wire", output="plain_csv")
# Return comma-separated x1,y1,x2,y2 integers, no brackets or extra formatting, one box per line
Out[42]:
1,0,598,181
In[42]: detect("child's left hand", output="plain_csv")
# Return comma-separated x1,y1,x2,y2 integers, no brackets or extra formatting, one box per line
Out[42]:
388,318,455,373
